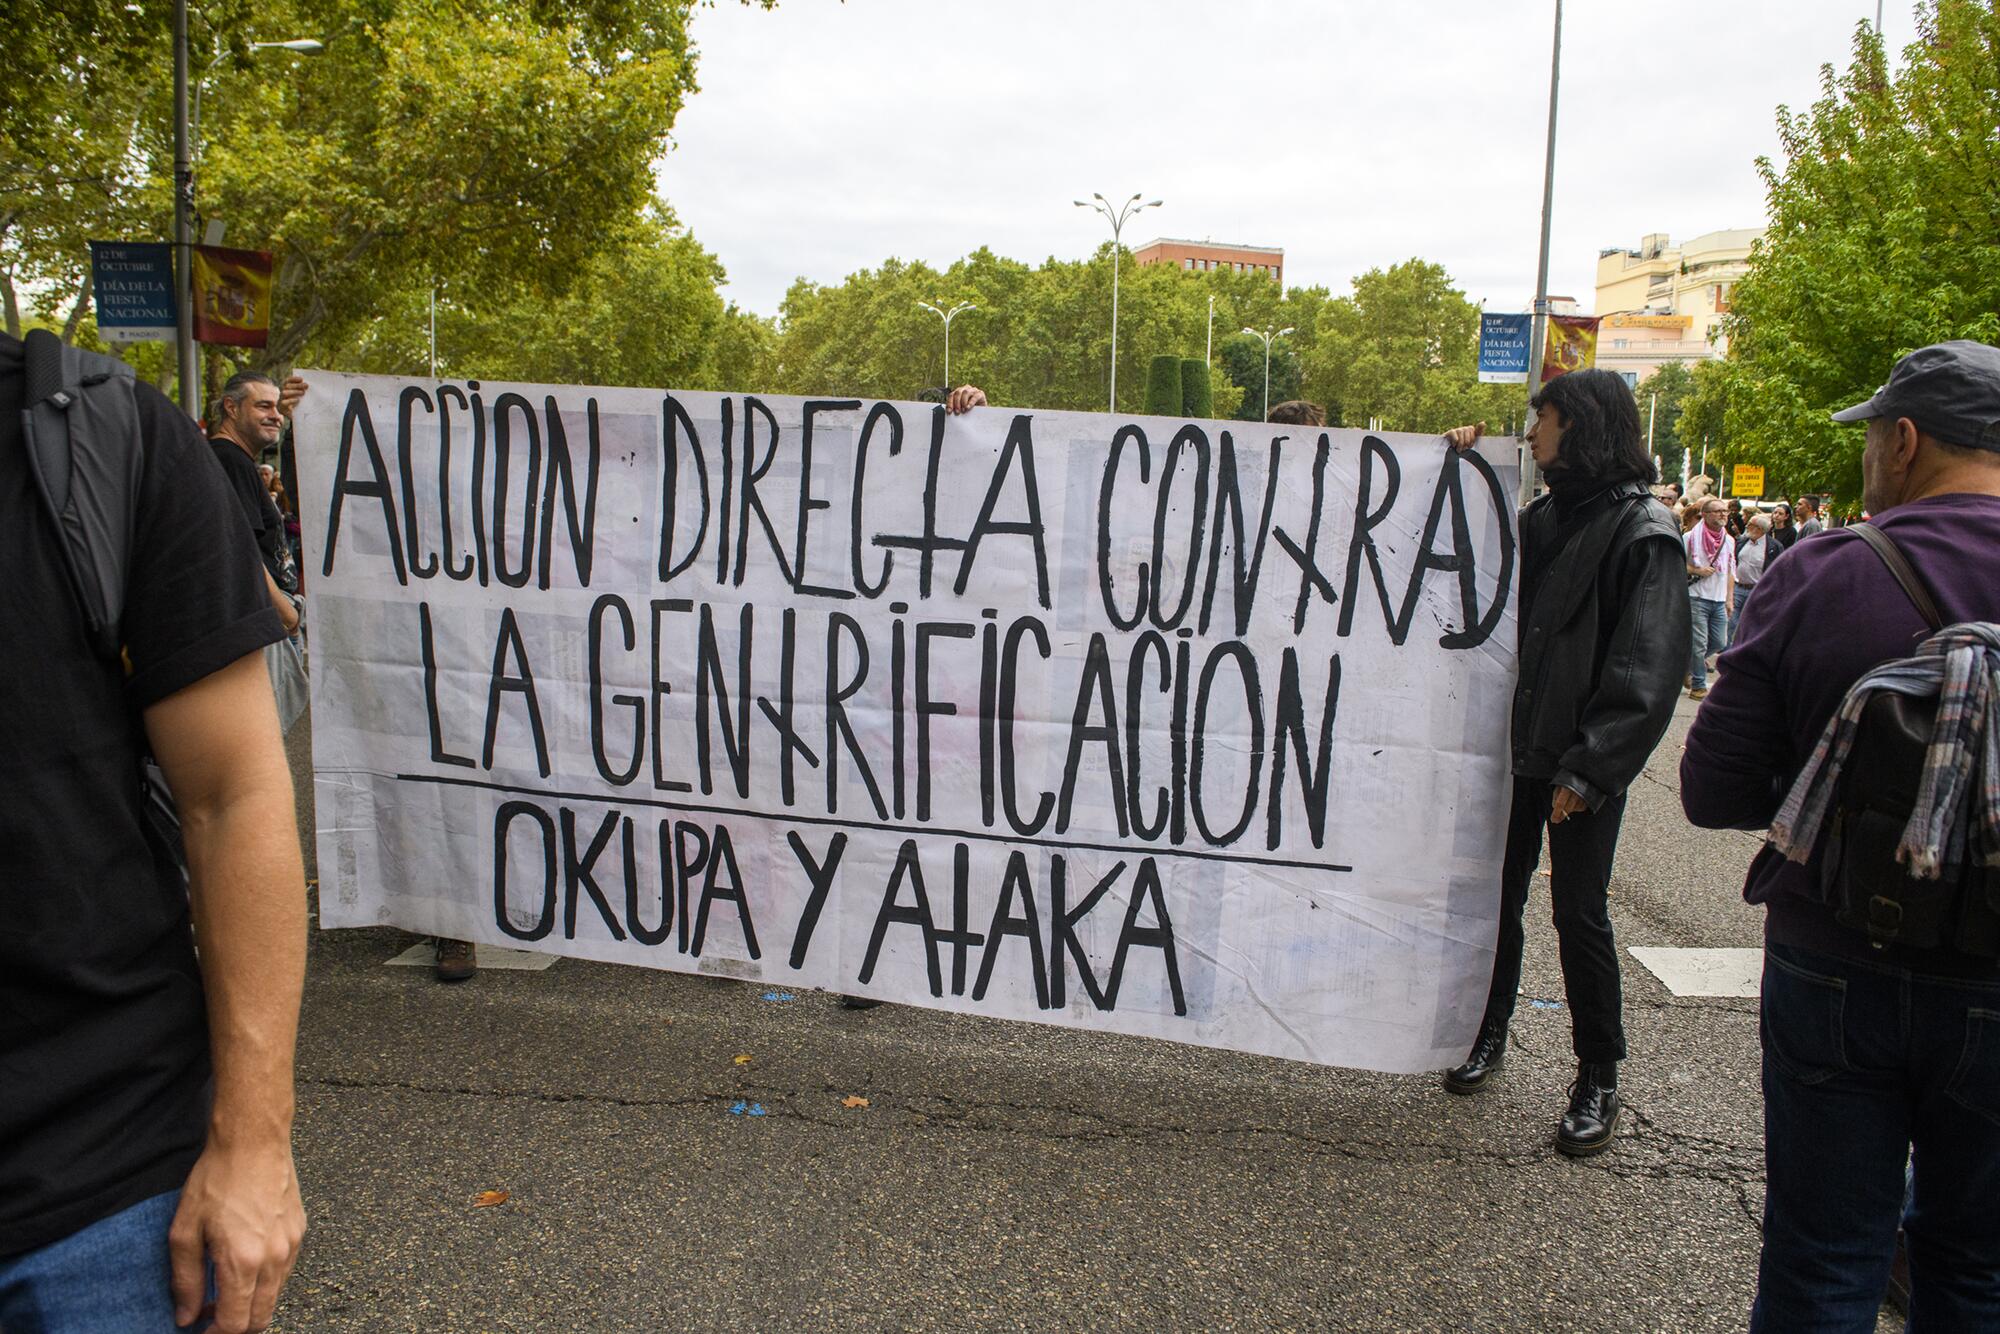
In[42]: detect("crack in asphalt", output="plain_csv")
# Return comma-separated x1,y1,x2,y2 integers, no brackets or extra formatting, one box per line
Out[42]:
302,1071,1765,1189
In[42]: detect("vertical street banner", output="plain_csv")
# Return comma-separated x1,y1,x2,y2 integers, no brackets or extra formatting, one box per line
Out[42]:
1540,314,1600,382
1477,313,1532,384
88,242,178,342
192,244,273,347
295,377,1521,1074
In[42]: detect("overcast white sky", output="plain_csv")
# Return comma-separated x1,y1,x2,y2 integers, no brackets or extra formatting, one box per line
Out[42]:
659,0,1920,319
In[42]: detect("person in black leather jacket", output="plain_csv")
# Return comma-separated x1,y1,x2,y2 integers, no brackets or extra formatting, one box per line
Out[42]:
1437,369,1690,1156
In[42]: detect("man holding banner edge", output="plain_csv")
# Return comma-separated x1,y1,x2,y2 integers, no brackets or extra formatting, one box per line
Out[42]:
1442,368,1688,1155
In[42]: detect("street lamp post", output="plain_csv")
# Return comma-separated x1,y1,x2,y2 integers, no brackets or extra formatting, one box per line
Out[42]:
170,17,325,416
1241,326,1294,421
916,299,976,389
174,0,194,413
190,39,325,169
1205,294,1216,366
1074,191,1161,413
1521,0,1564,506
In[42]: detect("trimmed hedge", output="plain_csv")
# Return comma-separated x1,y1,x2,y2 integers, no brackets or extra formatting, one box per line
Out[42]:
1145,355,1182,416
1180,357,1212,419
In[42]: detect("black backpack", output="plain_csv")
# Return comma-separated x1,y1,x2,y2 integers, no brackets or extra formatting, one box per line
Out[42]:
14,328,187,874
1814,524,2000,956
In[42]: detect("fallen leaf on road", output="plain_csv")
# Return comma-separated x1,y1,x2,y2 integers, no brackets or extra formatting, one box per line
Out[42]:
473,1190,509,1208
841,1095,870,1109
734,1054,753,1065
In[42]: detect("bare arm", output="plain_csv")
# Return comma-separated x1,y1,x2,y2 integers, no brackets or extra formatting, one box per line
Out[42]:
144,652,307,1334
263,568,300,634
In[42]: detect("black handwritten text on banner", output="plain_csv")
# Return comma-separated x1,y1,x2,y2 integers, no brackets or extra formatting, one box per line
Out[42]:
296,377,1519,1073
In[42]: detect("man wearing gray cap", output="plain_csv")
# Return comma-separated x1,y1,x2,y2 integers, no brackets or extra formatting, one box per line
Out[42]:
1681,340,2000,1328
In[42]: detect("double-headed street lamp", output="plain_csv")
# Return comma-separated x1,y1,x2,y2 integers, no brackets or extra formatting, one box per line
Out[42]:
1074,191,1161,413
172,0,324,414
916,299,976,389
1241,325,1294,421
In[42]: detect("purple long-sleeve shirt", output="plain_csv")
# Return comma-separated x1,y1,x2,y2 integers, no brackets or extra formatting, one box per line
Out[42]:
1681,492,2000,966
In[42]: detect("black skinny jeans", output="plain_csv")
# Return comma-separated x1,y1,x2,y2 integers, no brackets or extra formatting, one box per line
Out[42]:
1480,780,1629,1064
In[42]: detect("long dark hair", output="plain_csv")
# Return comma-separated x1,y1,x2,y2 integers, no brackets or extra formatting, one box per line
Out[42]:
1530,369,1653,484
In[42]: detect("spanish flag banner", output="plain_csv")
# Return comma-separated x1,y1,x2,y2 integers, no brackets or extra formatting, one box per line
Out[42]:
191,244,274,348
1540,314,1600,383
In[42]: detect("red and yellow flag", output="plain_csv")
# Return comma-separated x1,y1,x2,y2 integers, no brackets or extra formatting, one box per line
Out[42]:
1540,315,1600,383
191,244,274,348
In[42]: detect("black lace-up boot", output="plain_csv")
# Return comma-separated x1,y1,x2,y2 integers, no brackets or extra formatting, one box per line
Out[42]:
1556,1061,1622,1156
1441,1022,1509,1095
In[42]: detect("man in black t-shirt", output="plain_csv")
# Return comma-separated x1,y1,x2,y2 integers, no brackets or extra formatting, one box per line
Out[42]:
209,370,303,636
0,334,308,1333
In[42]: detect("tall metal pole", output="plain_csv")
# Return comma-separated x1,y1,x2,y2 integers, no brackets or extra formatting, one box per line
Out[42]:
1242,326,1294,421
1521,0,1563,507
917,300,976,390
1205,294,1215,366
1647,393,1657,453
1109,239,1123,412
173,0,195,415
429,282,438,379
1076,193,1160,413
1263,338,1272,420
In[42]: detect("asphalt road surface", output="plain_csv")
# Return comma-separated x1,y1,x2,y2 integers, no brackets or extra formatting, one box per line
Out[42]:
275,693,1903,1332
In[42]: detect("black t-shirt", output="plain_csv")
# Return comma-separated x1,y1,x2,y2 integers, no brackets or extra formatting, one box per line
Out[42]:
1,339,287,1256
209,436,296,593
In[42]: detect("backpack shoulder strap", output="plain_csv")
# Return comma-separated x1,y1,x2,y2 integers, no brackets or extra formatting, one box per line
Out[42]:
1850,522,1945,633
19,329,143,659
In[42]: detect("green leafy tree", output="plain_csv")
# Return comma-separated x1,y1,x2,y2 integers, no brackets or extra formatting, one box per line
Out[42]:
1692,2,2000,503
1300,259,1519,434
769,245,1328,413
1207,364,1245,419
2,0,775,382
1632,361,1698,481
1218,332,1301,421
340,208,772,390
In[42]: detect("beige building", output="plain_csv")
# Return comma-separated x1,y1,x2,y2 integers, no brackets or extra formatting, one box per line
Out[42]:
1592,228,1763,384
1132,238,1283,285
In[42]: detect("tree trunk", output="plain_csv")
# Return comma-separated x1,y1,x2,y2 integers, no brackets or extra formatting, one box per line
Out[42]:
0,209,21,339
60,269,93,343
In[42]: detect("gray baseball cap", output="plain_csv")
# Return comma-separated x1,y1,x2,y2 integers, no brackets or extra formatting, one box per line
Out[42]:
1832,339,2000,452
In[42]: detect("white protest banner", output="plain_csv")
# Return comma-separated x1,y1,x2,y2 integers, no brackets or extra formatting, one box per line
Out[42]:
296,376,1519,1074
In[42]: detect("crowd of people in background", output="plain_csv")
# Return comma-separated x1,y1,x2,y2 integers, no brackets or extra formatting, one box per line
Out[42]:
1658,481,1839,697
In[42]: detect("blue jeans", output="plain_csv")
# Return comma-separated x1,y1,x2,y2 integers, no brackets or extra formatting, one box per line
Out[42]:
0,1191,204,1333
1752,942,2000,1332
1689,594,1729,688
1731,582,1756,641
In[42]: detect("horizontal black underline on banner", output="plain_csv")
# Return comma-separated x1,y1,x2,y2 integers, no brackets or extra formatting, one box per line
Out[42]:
388,771,1355,876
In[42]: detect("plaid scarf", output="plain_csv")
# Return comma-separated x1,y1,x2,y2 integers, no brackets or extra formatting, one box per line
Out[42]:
1768,623,2000,878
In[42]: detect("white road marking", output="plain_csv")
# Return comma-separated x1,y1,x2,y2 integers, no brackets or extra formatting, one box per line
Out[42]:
384,942,559,971
1627,946,1762,998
